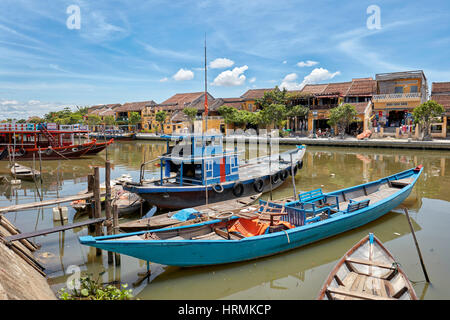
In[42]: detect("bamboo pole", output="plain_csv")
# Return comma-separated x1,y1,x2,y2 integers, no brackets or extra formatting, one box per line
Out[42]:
113,204,121,266
289,152,297,201
93,167,102,256
403,207,430,283
269,134,273,200
104,161,113,264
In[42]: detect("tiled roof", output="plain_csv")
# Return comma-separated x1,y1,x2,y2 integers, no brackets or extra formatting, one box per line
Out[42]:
240,88,274,100
346,78,376,96
115,101,156,112
161,92,205,106
88,103,121,113
432,82,450,94
300,84,327,95
431,95,450,109
348,101,371,115
321,82,352,96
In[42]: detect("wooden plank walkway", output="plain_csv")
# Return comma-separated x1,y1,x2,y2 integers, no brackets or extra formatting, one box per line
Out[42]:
0,192,97,214
4,217,106,242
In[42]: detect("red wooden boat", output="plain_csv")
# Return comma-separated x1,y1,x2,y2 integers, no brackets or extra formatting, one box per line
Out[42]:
0,122,98,160
85,138,114,155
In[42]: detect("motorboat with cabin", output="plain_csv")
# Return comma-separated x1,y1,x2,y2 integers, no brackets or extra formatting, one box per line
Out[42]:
123,133,306,209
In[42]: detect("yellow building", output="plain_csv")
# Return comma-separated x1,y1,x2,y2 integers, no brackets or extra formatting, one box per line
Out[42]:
114,100,156,130
298,78,375,134
240,88,274,111
372,70,428,136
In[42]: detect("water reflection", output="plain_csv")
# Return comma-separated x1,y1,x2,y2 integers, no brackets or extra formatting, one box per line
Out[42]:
1,141,449,299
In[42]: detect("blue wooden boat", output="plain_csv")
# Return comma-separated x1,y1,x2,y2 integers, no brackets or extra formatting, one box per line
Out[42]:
79,166,423,267
123,134,306,209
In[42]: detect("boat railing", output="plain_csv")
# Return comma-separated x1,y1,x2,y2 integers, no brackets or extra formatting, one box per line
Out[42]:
139,158,160,184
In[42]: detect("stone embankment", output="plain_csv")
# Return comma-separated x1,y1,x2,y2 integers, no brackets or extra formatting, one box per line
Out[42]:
136,133,450,150
0,216,56,300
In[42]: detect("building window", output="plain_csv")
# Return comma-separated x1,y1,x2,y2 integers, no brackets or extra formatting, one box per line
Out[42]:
394,86,403,93
410,86,418,93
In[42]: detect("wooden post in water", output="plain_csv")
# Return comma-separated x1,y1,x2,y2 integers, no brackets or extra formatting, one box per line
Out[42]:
113,204,121,266
93,167,103,256
268,134,273,201
104,161,113,264
403,207,430,283
289,152,297,201
87,174,95,232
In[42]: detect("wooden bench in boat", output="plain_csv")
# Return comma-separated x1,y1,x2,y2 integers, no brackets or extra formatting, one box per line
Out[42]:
346,199,370,213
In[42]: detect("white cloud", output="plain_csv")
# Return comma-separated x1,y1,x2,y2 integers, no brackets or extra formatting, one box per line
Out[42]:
209,58,234,69
1,100,19,105
0,99,68,120
280,68,340,90
297,60,319,67
212,65,248,87
173,68,194,81
159,77,169,82
282,60,287,64
249,77,256,83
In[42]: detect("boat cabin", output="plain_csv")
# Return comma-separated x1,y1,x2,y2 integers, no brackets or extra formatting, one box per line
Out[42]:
158,134,240,186
0,122,89,152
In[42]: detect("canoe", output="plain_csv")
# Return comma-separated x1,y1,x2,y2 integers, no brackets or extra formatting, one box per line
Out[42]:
317,233,417,300
119,193,263,232
10,163,40,181
79,166,423,267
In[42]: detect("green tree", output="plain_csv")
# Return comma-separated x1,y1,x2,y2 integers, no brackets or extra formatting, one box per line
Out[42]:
103,115,116,126
128,112,142,131
155,110,167,134
412,100,445,141
259,103,287,129
218,105,239,124
183,107,198,132
328,104,358,139
86,114,102,126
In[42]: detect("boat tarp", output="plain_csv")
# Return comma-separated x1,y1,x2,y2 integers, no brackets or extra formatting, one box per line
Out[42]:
171,208,200,221
229,218,295,237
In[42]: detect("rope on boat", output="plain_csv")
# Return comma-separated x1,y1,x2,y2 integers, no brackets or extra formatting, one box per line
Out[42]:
283,230,290,244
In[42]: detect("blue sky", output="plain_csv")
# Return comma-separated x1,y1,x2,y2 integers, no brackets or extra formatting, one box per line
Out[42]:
1,0,450,119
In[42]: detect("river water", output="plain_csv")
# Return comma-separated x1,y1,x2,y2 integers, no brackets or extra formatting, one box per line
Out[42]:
1,140,449,300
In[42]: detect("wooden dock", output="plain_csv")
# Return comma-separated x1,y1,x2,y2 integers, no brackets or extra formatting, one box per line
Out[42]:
4,217,106,243
0,192,106,214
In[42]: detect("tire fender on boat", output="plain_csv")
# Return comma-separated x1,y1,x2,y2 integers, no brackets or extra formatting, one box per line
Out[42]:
253,178,264,193
280,169,289,181
271,172,280,184
46,147,53,156
293,164,298,175
212,184,224,193
72,147,79,152
232,182,244,197
18,148,26,156
297,160,303,170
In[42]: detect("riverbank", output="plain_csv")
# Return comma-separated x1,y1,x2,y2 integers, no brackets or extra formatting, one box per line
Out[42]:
136,133,450,150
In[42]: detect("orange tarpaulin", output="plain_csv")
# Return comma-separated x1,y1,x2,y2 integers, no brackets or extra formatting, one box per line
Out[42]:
229,218,295,237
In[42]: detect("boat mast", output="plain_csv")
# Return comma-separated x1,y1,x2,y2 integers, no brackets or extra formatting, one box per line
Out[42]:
204,34,208,133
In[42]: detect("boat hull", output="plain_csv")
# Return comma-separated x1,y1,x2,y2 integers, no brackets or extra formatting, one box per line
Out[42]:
1,141,96,161
124,147,306,209
126,175,286,209
80,167,422,267
85,139,114,155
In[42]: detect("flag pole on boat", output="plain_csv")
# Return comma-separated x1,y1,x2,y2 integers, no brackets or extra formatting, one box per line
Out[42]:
204,33,209,206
